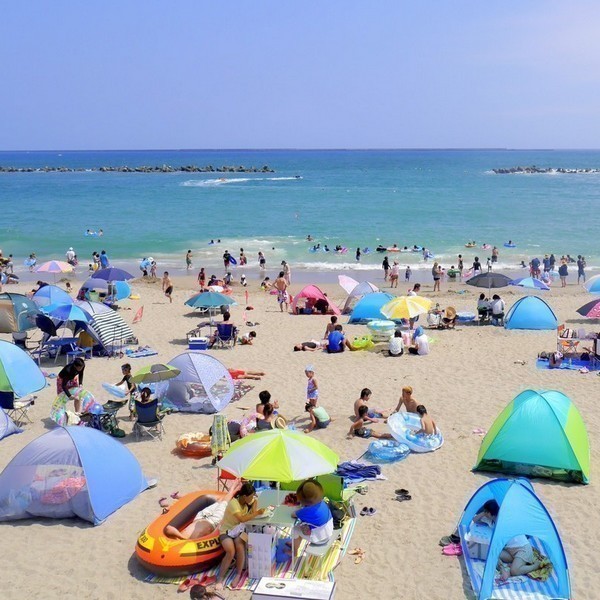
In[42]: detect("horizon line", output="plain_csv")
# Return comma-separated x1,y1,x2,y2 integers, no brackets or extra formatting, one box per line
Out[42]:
2,147,597,153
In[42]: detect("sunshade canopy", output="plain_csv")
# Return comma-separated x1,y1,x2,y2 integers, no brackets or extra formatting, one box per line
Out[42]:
466,272,512,289
32,285,73,308
348,292,394,324
0,340,46,398
93,267,134,281
504,296,558,330
290,285,341,315
132,363,181,384
509,276,550,291
0,293,40,333
381,295,431,320
185,292,237,308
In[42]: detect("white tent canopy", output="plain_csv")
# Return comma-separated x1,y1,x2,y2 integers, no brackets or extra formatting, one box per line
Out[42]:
342,280,380,314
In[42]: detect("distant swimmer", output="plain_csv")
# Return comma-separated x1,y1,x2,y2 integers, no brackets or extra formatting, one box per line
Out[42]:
307,235,313,241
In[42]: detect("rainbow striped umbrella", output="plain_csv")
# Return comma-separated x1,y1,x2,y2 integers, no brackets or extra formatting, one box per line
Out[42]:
36,260,73,274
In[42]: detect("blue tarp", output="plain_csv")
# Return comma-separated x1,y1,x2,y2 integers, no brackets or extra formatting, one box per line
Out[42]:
348,292,395,324
505,296,558,330
458,478,570,600
0,426,149,525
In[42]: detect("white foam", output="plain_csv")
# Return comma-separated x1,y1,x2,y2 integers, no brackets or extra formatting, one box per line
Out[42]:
180,176,301,187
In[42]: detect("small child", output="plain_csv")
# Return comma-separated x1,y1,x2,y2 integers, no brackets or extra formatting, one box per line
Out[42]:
415,404,436,436
348,406,393,439
353,388,387,423
240,331,257,345
304,397,331,433
305,366,318,402
240,274,247,287
289,480,333,555
405,265,412,281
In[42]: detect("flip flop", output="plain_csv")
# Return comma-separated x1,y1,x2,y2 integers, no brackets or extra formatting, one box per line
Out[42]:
368,507,376,516
158,497,169,508
348,548,364,556
170,491,181,499
354,552,365,564
442,543,462,556
360,506,369,516
394,488,409,495
394,494,412,502
178,576,200,592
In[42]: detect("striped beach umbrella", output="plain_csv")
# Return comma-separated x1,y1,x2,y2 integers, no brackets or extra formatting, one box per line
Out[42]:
36,260,73,274
217,429,339,482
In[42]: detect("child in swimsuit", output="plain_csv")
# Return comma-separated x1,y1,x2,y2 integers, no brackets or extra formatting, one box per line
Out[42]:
348,406,393,440
305,366,318,402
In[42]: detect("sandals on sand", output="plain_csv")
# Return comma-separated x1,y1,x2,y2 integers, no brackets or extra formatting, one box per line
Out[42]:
442,543,463,556
395,488,409,496
359,506,376,516
394,489,411,502
348,548,366,564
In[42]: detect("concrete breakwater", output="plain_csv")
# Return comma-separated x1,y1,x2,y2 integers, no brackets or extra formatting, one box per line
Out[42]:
492,165,600,174
0,164,275,173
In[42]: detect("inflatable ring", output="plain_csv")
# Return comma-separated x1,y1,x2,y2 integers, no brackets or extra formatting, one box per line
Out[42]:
367,439,410,462
175,433,212,458
504,243,516,248
465,244,476,248
388,412,443,453
136,491,226,575
352,336,374,350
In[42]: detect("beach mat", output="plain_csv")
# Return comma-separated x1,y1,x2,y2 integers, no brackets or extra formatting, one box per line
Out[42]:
536,358,598,371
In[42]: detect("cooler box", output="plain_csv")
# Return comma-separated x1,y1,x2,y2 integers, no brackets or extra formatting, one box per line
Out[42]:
252,578,336,600
188,337,208,350
247,531,276,579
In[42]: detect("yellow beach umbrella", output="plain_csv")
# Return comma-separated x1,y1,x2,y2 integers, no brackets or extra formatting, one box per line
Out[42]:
381,295,432,320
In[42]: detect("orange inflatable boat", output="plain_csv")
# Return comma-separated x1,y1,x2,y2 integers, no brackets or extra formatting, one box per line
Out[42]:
136,491,226,575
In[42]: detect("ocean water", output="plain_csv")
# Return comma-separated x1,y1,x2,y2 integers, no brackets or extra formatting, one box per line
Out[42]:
1,149,599,275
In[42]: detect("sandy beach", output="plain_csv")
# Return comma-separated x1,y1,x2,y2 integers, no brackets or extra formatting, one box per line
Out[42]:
1,272,598,600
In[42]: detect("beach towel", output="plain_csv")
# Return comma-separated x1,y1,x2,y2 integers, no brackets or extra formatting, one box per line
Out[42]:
336,461,383,484
528,548,554,582
211,414,230,457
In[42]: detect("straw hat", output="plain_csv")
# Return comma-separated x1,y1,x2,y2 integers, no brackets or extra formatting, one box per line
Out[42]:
445,306,457,319
274,416,287,429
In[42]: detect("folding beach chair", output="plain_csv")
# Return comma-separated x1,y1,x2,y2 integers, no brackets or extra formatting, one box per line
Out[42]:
213,323,237,349
133,399,165,441
0,392,36,426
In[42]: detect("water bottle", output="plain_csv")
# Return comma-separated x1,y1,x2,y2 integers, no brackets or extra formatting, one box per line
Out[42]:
288,423,296,431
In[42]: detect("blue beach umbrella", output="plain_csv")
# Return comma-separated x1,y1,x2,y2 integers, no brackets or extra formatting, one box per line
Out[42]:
42,303,91,323
32,285,73,308
0,340,46,397
583,275,600,294
93,267,134,281
185,292,237,308
509,277,550,291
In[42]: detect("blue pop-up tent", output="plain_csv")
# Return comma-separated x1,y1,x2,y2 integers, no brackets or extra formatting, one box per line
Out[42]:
458,478,570,600
505,296,558,330
348,292,395,324
0,427,150,525
0,409,21,440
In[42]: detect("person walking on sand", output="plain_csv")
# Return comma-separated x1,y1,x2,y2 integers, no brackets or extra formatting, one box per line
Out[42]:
390,261,399,288
162,271,173,303
274,271,289,313
186,250,193,270
198,267,206,289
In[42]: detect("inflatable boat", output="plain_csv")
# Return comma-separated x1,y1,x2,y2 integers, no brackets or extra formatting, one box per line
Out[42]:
136,491,226,575
388,412,443,453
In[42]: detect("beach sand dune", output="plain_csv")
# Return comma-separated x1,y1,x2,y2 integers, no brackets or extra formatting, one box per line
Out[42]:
0,276,598,599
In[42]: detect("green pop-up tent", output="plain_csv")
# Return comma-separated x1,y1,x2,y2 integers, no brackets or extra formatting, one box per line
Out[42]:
474,389,590,484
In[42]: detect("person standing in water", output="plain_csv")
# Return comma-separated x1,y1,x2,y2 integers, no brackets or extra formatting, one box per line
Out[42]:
382,256,390,281
356,247,361,262
162,271,173,303
186,250,193,270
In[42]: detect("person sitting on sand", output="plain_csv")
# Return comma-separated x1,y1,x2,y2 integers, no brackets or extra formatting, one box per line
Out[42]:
393,386,419,414
165,480,243,540
260,276,272,291
388,330,404,357
324,315,338,338
288,480,333,556
415,405,436,435
256,390,279,415
408,326,430,355
293,339,327,352
472,500,540,580
256,402,276,430
327,324,355,353
354,388,388,422
239,331,257,345
348,405,393,440
304,396,331,433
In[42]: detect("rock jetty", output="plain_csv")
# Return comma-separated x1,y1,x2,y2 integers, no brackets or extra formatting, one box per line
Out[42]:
0,164,275,174
492,166,600,174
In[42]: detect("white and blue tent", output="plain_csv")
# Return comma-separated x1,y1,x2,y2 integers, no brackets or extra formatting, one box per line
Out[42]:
458,478,570,600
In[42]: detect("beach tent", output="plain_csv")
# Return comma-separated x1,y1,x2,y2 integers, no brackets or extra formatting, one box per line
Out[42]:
0,293,40,333
348,292,394,324
0,426,149,525
32,285,73,308
474,389,590,484
504,296,558,330
342,281,380,313
158,351,234,413
290,285,340,315
0,409,21,440
74,300,134,350
458,478,570,600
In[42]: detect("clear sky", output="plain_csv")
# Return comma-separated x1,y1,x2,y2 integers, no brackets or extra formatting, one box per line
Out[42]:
1,1,599,150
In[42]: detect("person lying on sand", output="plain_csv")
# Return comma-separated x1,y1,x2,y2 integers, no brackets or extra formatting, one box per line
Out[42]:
293,339,327,352
392,386,418,414
228,368,265,381
353,388,389,423
164,480,243,540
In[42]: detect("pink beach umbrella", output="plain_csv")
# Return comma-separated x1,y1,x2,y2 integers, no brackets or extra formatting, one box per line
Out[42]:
36,260,73,283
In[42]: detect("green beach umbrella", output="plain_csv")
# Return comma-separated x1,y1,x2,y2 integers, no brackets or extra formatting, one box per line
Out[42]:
132,363,181,384
474,389,590,484
217,429,339,482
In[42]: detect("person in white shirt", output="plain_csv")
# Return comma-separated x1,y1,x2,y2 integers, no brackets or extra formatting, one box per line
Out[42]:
65,247,76,265
408,327,430,355
408,283,420,297
490,294,505,325
388,331,404,356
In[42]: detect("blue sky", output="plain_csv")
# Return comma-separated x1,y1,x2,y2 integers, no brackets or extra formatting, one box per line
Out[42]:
1,1,599,149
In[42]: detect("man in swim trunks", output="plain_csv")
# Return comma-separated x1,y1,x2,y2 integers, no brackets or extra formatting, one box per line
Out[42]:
393,386,419,414
165,480,243,540
274,271,289,312
162,271,173,303
353,388,389,422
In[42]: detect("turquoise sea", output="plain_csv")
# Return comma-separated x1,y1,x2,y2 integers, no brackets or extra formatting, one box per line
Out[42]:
1,149,599,276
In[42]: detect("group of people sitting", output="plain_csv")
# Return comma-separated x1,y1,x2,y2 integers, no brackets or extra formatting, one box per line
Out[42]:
476,293,505,325
165,478,335,591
